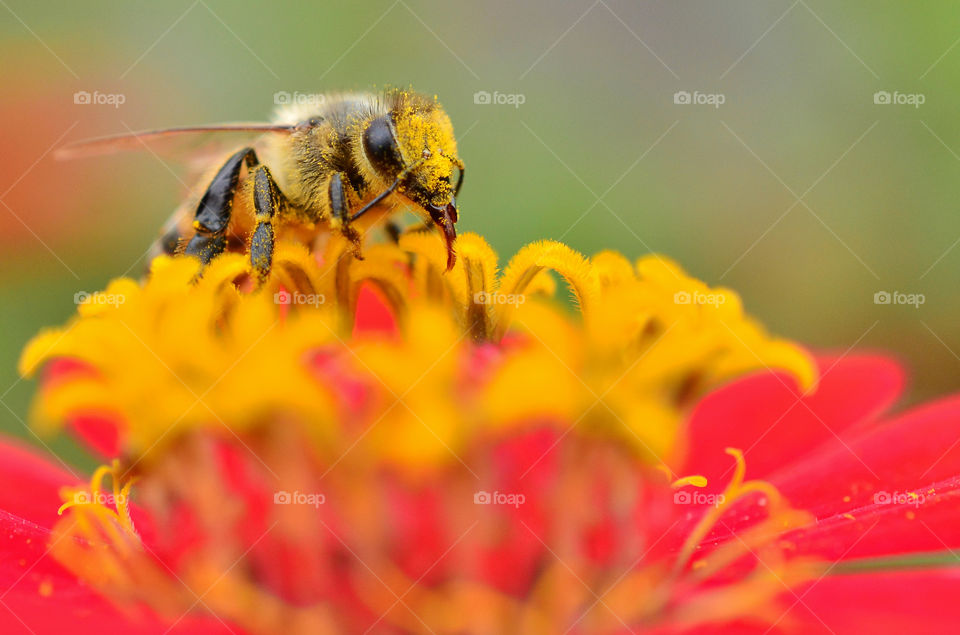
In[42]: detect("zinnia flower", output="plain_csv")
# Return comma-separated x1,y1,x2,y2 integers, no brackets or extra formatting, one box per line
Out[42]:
6,231,960,633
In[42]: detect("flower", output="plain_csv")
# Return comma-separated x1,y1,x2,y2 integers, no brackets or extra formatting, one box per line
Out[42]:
6,231,960,633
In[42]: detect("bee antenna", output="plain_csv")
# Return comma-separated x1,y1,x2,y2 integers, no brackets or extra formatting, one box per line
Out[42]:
453,159,465,197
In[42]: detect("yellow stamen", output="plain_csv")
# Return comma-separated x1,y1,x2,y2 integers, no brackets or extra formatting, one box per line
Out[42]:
58,459,138,538
671,474,708,488
673,448,812,577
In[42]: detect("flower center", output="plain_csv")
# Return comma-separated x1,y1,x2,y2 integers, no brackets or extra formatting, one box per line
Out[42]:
52,442,821,634
22,230,820,632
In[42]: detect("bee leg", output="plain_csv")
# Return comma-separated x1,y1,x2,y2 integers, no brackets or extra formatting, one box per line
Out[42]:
183,147,259,266
328,172,363,259
249,164,287,284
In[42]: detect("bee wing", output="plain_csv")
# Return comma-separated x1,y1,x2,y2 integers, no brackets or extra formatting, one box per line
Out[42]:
55,123,296,160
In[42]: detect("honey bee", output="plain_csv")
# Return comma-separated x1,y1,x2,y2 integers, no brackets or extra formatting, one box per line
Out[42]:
60,88,464,277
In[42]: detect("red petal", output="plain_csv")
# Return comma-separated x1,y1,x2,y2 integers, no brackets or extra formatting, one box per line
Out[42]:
353,284,398,337
69,413,122,458
662,356,909,561
683,354,904,484
0,438,79,529
770,569,960,634
41,358,96,385
0,510,233,634
769,393,960,558
40,359,123,458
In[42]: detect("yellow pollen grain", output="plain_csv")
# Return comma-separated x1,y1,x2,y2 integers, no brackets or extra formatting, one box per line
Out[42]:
842,495,851,503
842,513,855,521
671,475,708,489
38,580,53,597
906,510,916,520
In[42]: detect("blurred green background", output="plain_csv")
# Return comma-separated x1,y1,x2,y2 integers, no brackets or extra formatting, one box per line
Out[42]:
2,1,960,467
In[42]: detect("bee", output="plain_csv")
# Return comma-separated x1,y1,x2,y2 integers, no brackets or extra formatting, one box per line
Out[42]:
60,88,464,277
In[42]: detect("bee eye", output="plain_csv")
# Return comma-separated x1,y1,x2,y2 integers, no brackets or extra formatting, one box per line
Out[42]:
363,115,404,176
421,149,431,159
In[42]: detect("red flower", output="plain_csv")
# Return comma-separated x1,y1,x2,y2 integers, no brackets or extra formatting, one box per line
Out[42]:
9,245,960,632
4,342,960,632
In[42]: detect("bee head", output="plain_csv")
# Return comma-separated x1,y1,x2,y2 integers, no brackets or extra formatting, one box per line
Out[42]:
360,101,464,269
362,110,461,201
